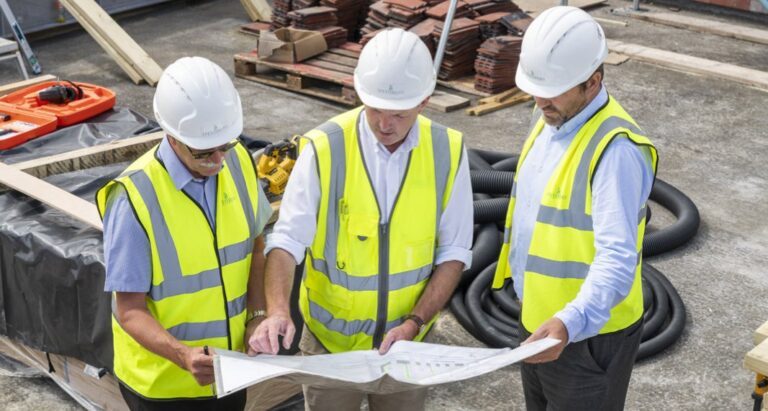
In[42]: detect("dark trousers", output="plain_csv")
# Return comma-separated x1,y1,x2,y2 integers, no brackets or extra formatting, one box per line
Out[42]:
119,383,247,411
520,319,643,411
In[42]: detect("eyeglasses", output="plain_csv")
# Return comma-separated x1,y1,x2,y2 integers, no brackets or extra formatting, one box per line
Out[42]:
183,140,238,160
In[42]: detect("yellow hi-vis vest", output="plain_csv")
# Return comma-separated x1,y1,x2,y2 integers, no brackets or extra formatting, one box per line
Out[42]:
96,142,262,400
493,96,658,335
299,107,464,353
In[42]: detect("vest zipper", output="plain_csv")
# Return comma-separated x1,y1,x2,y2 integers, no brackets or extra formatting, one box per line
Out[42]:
372,223,389,348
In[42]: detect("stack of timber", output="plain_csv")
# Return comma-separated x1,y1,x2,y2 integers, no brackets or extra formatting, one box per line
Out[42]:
432,18,482,80
240,0,273,22
288,6,339,29
234,43,363,106
466,87,531,116
59,0,163,86
474,35,522,93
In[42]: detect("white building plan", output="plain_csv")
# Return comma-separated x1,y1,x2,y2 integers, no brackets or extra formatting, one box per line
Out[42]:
213,337,559,397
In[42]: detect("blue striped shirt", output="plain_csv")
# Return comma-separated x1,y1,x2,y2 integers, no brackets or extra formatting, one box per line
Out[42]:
510,86,655,343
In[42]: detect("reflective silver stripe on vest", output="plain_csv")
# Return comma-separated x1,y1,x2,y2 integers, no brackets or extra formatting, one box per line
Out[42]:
309,256,432,291
534,116,642,230
316,120,347,277
227,293,247,318
503,227,511,245
525,255,590,279
638,206,647,224
431,122,451,233
224,148,256,237
167,320,228,341
150,268,222,301
218,238,253,267
309,300,401,337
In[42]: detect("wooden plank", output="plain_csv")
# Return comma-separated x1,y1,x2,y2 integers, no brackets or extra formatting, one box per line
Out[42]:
755,321,768,345
235,52,354,87
594,16,628,27
60,0,144,84
0,75,57,96
314,52,359,69
466,93,532,116
240,0,272,23
604,52,630,66
0,161,103,230
11,132,163,179
437,76,491,97
427,90,470,112
60,0,163,85
477,87,520,105
239,0,261,22
236,70,358,106
745,339,768,375
328,47,361,59
304,59,355,75
629,12,768,46
608,39,768,92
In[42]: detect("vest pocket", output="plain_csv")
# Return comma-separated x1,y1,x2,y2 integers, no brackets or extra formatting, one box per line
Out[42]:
339,212,379,277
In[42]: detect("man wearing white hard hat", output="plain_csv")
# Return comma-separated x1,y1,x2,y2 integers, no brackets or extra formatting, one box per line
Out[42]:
97,56,272,410
491,6,657,410
250,28,473,410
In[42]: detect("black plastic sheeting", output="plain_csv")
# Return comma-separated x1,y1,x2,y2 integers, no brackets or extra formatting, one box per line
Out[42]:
0,107,160,370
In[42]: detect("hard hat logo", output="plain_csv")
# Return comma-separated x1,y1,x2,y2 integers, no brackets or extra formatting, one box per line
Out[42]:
153,56,243,150
514,6,608,99
354,28,435,110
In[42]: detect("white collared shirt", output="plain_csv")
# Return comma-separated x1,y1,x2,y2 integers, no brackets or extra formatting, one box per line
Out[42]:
266,111,474,269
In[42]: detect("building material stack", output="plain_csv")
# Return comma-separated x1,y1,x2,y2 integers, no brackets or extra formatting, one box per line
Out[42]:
408,17,440,55
425,0,474,20
475,11,511,40
271,0,293,29
432,17,481,80
360,0,429,39
288,6,339,29
499,11,533,35
316,26,349,48
465,0,519,15
474,35,521,93
321,0,365,39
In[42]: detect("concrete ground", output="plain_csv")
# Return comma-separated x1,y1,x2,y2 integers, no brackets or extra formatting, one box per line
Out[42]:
1,0,766,409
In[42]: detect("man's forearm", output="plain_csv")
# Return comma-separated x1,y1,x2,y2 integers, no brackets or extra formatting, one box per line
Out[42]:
264,248,298,316
410,260,464,321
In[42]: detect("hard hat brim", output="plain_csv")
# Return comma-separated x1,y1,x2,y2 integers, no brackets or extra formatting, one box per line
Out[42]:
355,82,434,111
515,66,572,99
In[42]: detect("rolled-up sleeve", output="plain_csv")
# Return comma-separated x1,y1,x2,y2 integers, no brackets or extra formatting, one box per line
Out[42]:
264,144,320,264
555,137,654,343
434,146,474,269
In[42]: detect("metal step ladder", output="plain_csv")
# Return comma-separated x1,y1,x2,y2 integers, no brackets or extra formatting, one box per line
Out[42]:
0,0,42,74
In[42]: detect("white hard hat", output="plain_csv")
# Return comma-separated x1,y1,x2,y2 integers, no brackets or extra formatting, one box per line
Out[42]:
515,6,607,99
354,28,436,110
153,56,243,150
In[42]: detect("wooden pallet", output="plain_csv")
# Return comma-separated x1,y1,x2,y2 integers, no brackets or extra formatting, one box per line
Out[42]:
234,43,362,106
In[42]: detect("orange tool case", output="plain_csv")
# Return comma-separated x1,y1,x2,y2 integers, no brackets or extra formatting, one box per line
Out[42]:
0,81,116,150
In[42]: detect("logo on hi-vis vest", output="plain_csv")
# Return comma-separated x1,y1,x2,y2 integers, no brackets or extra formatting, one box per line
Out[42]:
222,192,235,205
545,189,565,201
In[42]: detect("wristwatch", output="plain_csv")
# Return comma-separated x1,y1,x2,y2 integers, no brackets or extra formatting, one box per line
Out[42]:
403,314,425,332
246,309,267,324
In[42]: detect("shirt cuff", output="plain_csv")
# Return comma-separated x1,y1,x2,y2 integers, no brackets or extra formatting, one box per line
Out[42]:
265,232,306,264
434,245,473,270
554,305,586,344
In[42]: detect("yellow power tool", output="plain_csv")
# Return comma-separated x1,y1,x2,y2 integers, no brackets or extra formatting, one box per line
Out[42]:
256,135,301,198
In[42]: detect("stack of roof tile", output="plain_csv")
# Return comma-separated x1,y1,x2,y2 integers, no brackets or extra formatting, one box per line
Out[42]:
293,0,319,7
500,11,533,35
425,0,473,20
321,0,365,38
475,11,511,40
474,35,522,93
360,0,429,37
408,17,440,55
465,0,519,15
288,6,339,30
316,25,349,48
271,0,293,29
432,17,481,80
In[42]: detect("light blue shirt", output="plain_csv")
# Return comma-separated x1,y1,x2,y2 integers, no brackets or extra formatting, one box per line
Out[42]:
510,85,655,343
103,138,271,292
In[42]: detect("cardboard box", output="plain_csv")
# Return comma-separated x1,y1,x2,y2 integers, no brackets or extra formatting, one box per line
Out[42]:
258,28,328,63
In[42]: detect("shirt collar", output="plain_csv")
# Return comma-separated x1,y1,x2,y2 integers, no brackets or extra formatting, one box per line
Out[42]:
157,137,206,191
361,110,420,154
547,84,609,140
